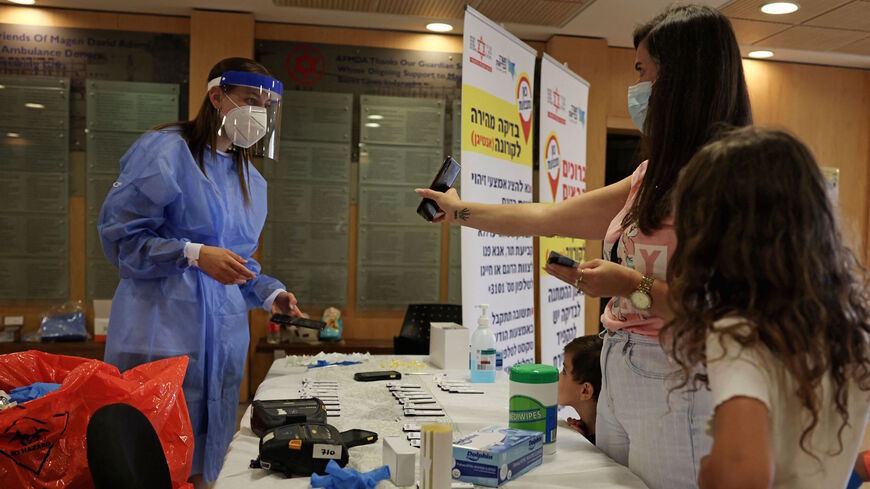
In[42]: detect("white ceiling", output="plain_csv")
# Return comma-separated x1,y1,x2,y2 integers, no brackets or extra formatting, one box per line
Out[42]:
14,0,870,69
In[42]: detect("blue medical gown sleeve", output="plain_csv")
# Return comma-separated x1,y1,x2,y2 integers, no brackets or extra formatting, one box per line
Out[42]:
98,148,189,279
239,256,286,310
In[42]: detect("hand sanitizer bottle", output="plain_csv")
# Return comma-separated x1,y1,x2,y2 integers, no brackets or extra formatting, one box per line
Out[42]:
470,304,496,383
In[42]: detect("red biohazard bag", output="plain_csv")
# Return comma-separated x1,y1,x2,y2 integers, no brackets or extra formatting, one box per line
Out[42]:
0,350,194,488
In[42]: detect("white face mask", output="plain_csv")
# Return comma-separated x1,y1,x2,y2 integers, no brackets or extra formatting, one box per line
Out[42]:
627,81,653,131
219,96,267,149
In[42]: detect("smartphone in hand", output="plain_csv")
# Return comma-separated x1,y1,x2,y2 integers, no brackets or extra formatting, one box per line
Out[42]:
417,156,461,221
547,250,579,268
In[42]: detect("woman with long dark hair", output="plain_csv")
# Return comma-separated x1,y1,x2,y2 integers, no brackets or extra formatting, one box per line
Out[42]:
665,127,870,488
99,57,302,484
416,5,751,488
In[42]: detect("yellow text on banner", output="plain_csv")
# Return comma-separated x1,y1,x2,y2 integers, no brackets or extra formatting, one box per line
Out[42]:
461,84,533,167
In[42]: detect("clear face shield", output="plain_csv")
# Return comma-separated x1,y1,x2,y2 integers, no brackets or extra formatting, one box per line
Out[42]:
208,70,283,160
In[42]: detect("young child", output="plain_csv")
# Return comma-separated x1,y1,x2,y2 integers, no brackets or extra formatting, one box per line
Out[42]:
663,127,870,489
557,335,603,444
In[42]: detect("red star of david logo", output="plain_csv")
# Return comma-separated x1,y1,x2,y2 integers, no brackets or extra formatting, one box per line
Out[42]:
553,88,561,110
286,45,326,85
477,37,487,58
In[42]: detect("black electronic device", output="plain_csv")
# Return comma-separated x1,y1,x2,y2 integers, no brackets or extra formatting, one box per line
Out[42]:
251,398,328,437
353,370,402,382
547,251,579,268
251,423,378,477
417,156,461,222
269,314,327,331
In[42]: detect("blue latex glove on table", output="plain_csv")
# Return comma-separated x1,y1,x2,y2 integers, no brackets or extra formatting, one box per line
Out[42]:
309,360,363,369
310,460,390,489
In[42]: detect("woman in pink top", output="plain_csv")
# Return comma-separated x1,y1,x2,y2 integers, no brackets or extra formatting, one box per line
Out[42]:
416,5,752,488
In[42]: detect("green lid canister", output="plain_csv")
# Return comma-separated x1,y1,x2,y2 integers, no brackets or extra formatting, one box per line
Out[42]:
509,364,559,454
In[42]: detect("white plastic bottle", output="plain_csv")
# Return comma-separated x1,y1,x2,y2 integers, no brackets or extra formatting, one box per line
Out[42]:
470,304,496,383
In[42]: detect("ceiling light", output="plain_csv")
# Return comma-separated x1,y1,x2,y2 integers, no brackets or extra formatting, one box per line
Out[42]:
367,114,384,120
761,2,799,15
6,132,20,138
426,22,453,33
25,102,44,109
0,85,5,89
748,50,775,59
9,0,37,5
365,122,380,128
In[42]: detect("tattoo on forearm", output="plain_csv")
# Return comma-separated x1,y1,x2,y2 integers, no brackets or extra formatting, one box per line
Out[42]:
454,208,470,221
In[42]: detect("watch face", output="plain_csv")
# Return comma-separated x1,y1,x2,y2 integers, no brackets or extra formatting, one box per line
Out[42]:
630,291,652,310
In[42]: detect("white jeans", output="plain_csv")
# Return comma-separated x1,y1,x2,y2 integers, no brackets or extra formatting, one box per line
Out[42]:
596,330,713,489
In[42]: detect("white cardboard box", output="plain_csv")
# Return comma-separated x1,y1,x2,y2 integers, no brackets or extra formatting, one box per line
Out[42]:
382,436,416,486
429,322,469,370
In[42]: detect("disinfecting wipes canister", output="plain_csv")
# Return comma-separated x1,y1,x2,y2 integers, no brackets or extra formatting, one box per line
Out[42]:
509,364,559,454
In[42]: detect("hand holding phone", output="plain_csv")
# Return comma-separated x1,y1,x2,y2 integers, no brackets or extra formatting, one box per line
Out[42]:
547,251,579,268
269,314,326,330
417,156,461,222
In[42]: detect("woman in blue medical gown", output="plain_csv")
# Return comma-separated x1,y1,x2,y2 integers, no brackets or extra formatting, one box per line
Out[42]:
98,57,300,484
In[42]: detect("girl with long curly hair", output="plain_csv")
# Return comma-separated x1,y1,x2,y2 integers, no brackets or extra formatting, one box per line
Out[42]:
664,127,870,489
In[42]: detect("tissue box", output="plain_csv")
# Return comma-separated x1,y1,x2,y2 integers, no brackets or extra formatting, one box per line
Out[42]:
429,322,469,370
451,426,543,487
383,436,416,486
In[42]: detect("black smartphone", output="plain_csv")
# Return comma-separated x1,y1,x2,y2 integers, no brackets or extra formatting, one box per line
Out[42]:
417,156,461,222
340,429,379,448
353,370,402,382
268,314,326,331
547,250,579,268
289,317,326,331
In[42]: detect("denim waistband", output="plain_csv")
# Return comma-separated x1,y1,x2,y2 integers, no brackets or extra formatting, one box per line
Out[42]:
602,328,662,346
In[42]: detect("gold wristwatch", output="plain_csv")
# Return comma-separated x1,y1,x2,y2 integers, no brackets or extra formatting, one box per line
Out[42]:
629,274,654,310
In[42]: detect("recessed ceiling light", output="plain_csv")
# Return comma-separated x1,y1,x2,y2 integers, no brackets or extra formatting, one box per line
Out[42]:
761,2,799,15
25,102,44,109
748,50,775,59
6,132,20,138
9,0,37,5
365,122,380,128
426,22,453,33
367,114,384,120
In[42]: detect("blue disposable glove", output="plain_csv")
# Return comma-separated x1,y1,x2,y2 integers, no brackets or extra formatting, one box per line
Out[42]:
9,382,61,404
846,470,863,489
310,459,390,489
309,360,363,369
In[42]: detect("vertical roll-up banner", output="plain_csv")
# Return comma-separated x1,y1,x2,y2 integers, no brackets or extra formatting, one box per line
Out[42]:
538,53,589,371
461,6,537,369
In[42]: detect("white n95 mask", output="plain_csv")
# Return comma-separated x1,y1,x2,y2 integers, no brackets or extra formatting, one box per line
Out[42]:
220,99,268,149
627,81,653,131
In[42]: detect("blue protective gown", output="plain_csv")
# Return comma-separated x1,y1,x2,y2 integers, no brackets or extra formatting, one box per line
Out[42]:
98,129,285,482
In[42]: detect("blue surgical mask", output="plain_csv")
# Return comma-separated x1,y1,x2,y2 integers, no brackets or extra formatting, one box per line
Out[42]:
627,81,653,131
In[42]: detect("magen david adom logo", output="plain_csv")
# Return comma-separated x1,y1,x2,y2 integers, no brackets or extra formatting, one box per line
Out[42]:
545,132,561,201
516,73,532,143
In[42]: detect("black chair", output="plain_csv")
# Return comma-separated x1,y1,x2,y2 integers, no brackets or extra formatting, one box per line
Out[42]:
393,304,462,355
87,403,172,489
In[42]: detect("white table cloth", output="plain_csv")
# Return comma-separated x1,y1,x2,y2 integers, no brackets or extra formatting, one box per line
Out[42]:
214,356,648,489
